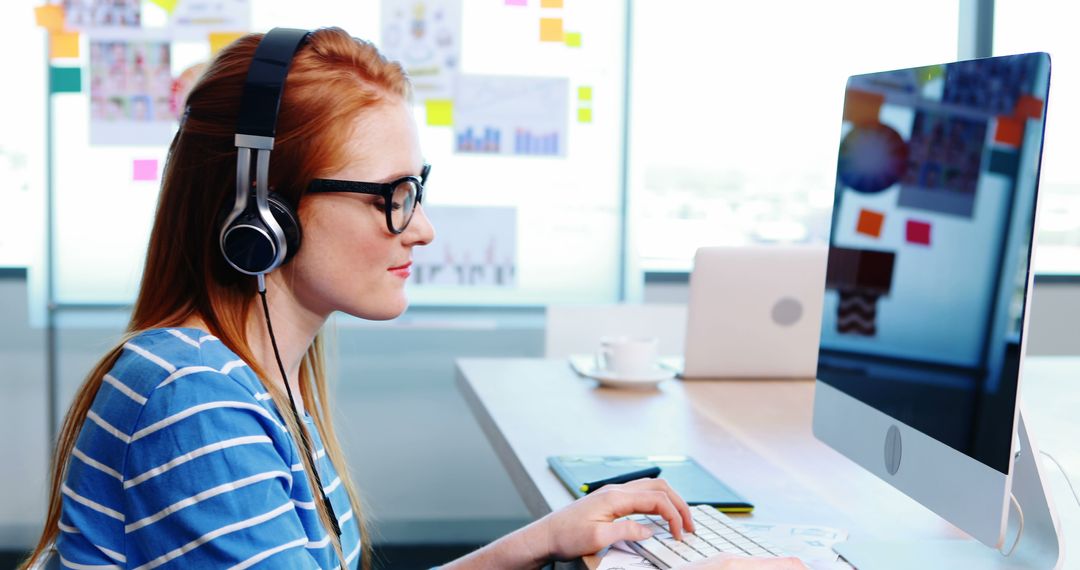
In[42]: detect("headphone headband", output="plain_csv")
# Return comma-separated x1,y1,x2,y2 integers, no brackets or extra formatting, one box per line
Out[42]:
235,27,312,146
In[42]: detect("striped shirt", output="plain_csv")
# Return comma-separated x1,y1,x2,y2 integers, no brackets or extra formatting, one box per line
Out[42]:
56,328,361,569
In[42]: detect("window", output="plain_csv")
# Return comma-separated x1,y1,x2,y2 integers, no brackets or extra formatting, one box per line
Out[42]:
994,0,1080,275
629,1,960,271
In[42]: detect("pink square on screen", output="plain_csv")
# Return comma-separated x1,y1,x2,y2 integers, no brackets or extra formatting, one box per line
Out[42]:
906,219,932,246
505,0,527,5
133,159,158,181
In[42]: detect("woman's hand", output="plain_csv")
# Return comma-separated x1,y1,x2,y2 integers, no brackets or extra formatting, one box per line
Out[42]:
531,478,696,560
683,553,808,569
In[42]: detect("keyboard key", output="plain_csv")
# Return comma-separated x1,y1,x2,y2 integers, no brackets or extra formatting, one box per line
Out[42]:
634,537,687,568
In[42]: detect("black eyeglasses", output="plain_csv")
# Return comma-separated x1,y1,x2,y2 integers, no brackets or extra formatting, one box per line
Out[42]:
307,163,429,234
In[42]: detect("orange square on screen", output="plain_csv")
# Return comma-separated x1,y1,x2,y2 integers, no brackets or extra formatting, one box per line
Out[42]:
1014,95,1044,119
856,209,885,238
843,89,885,126
994,116,1024,146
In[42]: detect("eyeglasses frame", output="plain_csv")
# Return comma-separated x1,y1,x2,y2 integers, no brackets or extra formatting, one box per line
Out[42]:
306,163,430,234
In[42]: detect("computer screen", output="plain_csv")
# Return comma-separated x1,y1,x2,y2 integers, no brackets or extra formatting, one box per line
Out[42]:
817,53,1051,475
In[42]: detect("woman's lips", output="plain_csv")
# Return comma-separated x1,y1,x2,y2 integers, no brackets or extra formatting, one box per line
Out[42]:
388,261,412,278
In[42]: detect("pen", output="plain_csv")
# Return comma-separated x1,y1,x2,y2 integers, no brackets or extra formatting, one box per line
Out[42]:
579,466,662,494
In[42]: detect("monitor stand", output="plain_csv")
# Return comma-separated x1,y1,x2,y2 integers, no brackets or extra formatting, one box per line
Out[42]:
833,411,1064,569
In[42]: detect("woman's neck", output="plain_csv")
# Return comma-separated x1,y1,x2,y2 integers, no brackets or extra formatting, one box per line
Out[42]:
179,274,326,414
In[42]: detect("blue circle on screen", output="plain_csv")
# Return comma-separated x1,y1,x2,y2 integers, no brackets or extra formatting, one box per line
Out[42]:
837,124,909,194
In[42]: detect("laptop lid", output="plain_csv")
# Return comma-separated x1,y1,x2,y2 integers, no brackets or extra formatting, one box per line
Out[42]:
682,245,826,378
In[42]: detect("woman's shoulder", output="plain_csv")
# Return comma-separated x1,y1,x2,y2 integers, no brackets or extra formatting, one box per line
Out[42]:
105,327,264,409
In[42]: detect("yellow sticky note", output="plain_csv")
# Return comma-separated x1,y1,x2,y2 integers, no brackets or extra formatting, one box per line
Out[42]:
577,86,592,101
50,31,79,59
209,32,245,55
541,0,563,7
425,99,453,126
564,31,582,47
539,18,564,42
577,107,592,123
35,4,65,31
149,0,178,14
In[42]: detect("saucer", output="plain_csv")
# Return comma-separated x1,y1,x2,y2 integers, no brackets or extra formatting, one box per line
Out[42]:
582,365,675,389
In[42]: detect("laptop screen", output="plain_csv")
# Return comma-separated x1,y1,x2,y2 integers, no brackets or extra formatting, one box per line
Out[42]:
816,53,1050,474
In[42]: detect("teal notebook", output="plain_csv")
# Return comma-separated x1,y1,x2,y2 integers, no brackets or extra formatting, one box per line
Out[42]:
547,455,754,512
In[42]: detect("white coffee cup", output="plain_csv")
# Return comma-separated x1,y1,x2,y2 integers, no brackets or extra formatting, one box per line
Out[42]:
596,336,659,378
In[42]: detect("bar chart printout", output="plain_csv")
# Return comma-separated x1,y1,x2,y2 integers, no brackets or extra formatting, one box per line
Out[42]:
453,74,569,157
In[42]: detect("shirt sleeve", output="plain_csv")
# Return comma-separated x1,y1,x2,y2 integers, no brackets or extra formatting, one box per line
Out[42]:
121,368,323,569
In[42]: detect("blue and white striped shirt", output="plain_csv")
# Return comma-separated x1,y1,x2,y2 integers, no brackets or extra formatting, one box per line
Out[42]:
57,327,361,569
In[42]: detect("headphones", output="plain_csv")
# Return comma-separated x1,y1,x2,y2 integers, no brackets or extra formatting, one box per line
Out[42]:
219,28,311,285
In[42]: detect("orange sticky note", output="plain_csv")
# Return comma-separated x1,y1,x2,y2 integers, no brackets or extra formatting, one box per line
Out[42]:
210,32,245,55
35,4,65,31
539,18,564,42
994,116,1024,147
844,89,885,126
541,0,563,7
50,31,79,59
856,209,885,238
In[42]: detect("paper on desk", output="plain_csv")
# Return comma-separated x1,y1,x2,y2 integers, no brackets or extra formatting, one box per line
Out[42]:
597,541,657,570
737,521,850,566
596,522,850,570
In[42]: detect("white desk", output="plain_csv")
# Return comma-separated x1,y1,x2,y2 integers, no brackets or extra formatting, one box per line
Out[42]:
455,357,1080,569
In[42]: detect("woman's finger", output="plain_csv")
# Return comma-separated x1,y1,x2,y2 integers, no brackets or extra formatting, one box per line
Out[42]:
604,489,685,540
597,519,654,547
621,478,696,533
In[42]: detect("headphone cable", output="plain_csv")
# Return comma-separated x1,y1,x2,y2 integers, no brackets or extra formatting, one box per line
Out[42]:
258,283,343,539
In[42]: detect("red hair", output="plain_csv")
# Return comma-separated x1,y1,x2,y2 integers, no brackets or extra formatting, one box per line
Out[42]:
22,27,411,570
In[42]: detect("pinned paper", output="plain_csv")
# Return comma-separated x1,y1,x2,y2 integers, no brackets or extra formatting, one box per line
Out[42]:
994,115,1023,147
380,0,462,100
209,32,245,55
425,99,453,126
539,18,564,42
50,31,80,59
577,86,592,101
133,159,158,181
49,66,81,94
149,0,178,14
34,4,65,31
906,219,932,246
541,0,563,7
564,31,581,47
855,208,885,238
577,108,592,123
505,0,526,4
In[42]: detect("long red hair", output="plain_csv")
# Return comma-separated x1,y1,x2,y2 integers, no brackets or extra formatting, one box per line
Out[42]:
21,27,412,570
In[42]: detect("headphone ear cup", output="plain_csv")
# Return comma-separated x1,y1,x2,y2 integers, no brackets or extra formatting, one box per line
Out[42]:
267,192,302,265
221,207,279,275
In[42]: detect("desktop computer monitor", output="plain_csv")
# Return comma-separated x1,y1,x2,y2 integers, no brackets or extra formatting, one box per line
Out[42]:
811,53,1062,568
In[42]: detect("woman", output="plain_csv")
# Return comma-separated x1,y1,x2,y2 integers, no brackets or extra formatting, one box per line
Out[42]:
22,28,806,569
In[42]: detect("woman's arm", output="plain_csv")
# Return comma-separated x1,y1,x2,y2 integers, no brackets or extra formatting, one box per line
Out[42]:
440,478,694,569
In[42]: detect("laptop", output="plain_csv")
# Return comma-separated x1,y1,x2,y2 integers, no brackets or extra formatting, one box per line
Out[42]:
674,245,827,379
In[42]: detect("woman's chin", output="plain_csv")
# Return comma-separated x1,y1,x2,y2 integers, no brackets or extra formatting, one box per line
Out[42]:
350,297,408,321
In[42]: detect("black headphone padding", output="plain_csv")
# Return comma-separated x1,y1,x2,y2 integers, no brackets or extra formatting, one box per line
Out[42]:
221,192,302,275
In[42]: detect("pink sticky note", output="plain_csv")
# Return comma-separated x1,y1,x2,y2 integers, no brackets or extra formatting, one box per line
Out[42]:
133,159,158,181
906,219,932,246
505,0,527,4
